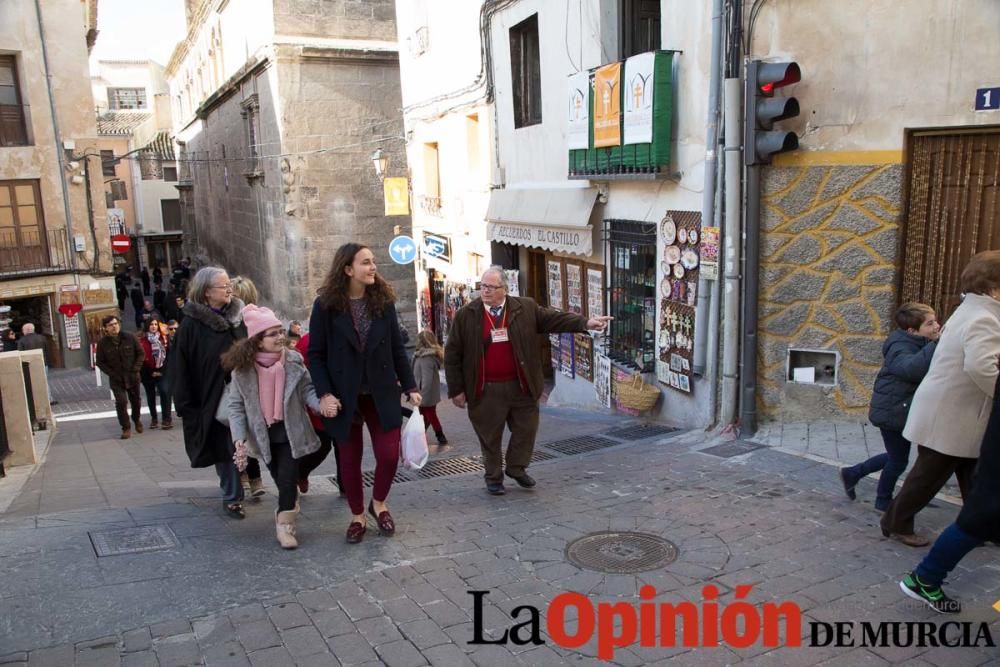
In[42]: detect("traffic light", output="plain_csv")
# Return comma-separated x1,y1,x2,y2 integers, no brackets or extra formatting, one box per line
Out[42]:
745,60,801,165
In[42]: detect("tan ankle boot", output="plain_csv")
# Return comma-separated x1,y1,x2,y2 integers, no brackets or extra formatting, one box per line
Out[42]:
275,509,298,549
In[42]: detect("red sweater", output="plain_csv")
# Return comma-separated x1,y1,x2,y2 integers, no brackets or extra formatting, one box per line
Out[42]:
482,308,518,382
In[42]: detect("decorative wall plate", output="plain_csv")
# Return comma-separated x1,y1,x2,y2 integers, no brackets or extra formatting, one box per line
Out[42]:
681,248,700,270
678,228,688,244
688,229,699,245
661,216,677,245
664,245,681,264
673,263,685,279
661,277,671,295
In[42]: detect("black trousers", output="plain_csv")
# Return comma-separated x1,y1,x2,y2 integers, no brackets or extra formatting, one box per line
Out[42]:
300,431,334,483
881,445,976,535
266,441,298,512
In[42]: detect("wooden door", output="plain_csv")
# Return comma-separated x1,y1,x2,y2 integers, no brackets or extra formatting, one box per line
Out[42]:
0,181,48,272
899,129,1000,318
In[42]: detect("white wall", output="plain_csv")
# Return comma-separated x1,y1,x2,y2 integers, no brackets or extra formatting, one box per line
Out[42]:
396,0,495,285
749,0,1000,151
138,179,179,234
167,0,275,131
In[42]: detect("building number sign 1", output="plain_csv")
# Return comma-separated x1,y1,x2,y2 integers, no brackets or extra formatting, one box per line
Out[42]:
975,87,1000,111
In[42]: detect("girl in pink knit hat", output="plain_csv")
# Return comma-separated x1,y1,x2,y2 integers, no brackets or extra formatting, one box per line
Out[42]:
222,304,339,549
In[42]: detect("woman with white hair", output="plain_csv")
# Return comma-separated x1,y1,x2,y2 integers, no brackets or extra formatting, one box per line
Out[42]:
170,266,249,518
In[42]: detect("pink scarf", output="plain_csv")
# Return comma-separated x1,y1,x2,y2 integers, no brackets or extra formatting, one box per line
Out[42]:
255,351,285,426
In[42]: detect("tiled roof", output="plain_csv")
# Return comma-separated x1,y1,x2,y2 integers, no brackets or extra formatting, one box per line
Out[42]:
142,131,176,161
97,112,152,136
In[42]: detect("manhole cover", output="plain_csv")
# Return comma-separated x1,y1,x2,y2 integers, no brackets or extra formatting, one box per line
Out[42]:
701,441,765,458
89,525,179,557
565,531,678,574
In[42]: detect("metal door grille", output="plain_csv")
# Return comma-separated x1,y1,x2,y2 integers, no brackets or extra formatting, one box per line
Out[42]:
900,130,1000,318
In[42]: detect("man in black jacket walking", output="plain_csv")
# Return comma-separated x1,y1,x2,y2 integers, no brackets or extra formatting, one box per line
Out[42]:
95,315,145,439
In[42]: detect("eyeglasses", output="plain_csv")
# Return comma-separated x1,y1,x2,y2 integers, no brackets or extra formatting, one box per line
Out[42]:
262,329,286,338
211,283,233,291
481,284,505,291
168,326,178,332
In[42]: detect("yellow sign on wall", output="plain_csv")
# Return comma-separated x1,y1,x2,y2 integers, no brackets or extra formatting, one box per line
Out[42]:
384,177,410,216
594,63,622,148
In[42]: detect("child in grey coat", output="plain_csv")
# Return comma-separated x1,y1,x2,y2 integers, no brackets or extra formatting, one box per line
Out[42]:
413,330,448,445
223,305,338,548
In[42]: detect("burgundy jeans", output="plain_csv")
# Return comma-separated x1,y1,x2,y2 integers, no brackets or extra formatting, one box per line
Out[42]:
339,395,401,516
419,405,444,434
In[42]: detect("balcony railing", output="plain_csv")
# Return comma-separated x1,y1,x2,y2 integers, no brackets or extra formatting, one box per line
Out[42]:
418,195,442,216
0,104,30,147
0,228,73,277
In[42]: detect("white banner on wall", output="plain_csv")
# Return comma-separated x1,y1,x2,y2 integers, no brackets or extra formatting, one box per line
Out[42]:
595,353,612,408
567,71,590,150
623,52,655,145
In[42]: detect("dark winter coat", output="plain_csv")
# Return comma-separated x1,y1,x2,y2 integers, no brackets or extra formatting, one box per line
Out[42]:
17,332,49,365
444,296,588,407
129,285,144,310
95,332,144,388
307,299,416,442
170,297,246,468
867,329,936,432
956,374,1000,542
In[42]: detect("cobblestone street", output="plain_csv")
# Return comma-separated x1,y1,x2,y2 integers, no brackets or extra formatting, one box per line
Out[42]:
0,371,997,665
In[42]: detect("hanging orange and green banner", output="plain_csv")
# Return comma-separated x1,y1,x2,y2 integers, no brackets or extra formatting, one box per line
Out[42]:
593,63,622,148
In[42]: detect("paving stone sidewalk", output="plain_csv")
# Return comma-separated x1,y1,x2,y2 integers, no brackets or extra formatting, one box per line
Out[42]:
2,417,998,665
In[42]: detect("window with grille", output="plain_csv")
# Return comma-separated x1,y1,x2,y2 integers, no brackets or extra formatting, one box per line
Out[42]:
241,95,261,174
509,14,542,128
0,55,29,147
108,87,147,110
605,219,656,371
162,165,178,182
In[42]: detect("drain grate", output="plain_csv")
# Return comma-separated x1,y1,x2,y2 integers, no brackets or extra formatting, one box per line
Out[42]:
357,470,413,488
700,441,765,458
543,435,619,456
530,450,558,462
565,531,678,574
605,423,678,441
90,525,179,557
416,456,485,479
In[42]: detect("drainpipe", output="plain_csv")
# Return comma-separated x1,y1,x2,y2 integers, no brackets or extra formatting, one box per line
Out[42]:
720,78,743,426
35,0,78,273
694,0,725,423
740,161,762,435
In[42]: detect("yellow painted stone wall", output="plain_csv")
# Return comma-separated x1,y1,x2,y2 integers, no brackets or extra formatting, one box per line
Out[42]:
758,164,903,421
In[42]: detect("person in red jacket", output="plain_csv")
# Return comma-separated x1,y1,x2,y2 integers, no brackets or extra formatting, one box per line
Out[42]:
296,333,338,494
139,317,173,429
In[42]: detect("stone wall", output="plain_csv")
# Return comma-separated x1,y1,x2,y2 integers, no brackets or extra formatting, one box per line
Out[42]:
273,0,397,41
758,164,903,421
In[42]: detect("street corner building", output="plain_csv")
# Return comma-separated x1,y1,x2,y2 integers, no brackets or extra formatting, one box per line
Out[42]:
0,0,119,370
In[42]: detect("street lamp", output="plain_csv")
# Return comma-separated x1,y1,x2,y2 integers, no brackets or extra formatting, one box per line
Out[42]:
371,148,389,181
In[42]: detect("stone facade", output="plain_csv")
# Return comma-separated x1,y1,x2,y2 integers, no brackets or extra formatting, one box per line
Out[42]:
757,164,903,421
172,1,415,325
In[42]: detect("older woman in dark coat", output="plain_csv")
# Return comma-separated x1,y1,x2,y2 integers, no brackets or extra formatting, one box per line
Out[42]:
170,266,248,518
899,372,1000,614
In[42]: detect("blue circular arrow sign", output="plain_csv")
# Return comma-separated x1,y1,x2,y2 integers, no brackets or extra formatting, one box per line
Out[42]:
388,235,417,264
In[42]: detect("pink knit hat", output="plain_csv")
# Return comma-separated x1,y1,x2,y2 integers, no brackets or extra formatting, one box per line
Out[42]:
242,304,283,339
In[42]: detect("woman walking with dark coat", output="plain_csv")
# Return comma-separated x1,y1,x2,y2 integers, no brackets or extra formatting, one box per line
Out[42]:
308,243,421,543
170,266,249,518
900,372,1000,614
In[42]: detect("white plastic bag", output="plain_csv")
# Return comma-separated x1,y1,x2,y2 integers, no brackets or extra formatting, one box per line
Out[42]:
400,411,429,470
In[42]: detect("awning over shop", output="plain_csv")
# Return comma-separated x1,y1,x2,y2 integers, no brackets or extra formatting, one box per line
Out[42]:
486,187,597,256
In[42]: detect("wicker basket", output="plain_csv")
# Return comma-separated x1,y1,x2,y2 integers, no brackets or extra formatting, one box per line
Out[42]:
614,374,661,412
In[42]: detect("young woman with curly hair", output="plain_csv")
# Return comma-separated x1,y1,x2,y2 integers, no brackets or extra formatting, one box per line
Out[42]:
307,243,421,543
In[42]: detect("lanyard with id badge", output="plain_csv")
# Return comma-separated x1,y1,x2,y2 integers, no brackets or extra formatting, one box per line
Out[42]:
488,307,509,343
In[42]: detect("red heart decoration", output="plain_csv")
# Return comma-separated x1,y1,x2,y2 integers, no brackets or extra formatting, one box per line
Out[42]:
58,303,83,317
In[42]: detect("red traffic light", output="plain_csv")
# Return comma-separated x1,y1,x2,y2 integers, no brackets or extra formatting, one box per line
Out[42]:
757,62,801,96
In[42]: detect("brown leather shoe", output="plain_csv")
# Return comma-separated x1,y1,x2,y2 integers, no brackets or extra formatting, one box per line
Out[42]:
882,528,930,547
368,500,395,536
120,429,131,440
160,420,173,430
134,420,144,434
346,521,367,544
